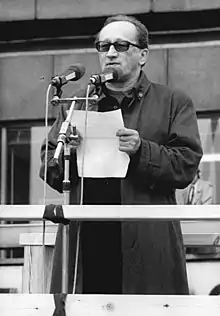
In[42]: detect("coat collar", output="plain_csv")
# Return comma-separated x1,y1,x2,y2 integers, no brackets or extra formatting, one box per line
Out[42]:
91,71,151,104
70,71,151,111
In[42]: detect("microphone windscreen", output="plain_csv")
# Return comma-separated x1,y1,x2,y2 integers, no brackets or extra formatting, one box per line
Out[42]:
103,67,122,81
67,64,86,81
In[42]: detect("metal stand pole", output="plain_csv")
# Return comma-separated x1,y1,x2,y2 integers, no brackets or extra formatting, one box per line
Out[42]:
53,95,95,293
62,143,71,293
53,99,77,293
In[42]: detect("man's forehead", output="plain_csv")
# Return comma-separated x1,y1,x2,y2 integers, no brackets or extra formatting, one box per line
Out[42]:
99,21,137,41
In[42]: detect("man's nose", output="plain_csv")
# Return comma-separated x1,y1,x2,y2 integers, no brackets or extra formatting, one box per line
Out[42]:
106,44,118,57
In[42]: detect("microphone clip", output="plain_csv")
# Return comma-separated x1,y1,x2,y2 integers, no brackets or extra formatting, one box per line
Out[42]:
51,85,63,106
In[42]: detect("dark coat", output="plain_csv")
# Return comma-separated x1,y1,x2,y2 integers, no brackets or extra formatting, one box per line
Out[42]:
40,72,203,294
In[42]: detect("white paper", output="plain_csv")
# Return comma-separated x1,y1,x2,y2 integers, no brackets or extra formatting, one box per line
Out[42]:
71,109,130,178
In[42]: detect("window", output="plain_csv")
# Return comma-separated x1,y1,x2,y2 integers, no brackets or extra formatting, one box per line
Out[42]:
1,126,31,260
6,127,30,205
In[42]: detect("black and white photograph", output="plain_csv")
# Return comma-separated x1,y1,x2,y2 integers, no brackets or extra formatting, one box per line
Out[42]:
1,1,220,315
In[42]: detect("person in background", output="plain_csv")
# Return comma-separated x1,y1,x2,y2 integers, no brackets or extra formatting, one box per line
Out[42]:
40,14,203,294
176,168,214,205
176,168,215,255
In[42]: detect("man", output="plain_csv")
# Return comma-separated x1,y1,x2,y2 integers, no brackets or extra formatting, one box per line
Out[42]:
40,15,203,294
176,168,214,205
176,168,215,256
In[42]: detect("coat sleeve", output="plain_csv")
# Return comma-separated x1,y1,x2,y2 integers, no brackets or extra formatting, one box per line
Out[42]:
39,105,79,193
130,93,203,190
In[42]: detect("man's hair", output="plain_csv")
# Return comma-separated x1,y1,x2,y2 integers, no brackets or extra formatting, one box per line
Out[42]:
96,15,149,49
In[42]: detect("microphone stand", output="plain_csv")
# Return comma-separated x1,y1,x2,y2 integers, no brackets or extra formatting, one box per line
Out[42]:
53,94,98,293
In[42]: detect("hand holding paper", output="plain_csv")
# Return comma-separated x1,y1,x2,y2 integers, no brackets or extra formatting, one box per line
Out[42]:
116,128,141,156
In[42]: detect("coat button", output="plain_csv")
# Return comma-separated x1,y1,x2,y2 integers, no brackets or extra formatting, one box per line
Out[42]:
113,105,118,109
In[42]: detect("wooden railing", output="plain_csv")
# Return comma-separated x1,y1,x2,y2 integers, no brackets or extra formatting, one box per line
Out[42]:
0,204,220,316
1,204,220,221
2,219,220,293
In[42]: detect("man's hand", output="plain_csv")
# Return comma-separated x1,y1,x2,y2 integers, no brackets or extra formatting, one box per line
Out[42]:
116,128,141,156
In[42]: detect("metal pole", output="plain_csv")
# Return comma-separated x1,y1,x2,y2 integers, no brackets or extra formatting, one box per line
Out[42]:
58,99,77,293
61,143,71,293
0,128,7,259
1,128,7,205
53,97,82,293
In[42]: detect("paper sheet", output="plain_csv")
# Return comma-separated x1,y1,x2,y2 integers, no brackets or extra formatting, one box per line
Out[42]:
71,109,130,178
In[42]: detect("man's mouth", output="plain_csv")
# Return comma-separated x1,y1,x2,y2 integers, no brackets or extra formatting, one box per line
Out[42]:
106,63,120,67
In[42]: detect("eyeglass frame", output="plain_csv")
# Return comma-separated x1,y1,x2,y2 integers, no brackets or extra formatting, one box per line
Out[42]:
95,40,144,53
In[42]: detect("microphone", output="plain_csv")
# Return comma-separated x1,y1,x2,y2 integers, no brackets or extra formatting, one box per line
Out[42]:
51,64,86,88
89,68,121,85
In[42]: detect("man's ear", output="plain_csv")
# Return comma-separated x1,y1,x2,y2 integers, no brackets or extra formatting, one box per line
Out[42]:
139,48,149,67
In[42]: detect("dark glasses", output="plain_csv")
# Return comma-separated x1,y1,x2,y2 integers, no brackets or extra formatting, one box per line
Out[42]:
95,40,141,52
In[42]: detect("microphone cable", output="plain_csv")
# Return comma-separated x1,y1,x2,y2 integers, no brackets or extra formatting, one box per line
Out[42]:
41,83,53,292
43,84,52,204
72,82,92,294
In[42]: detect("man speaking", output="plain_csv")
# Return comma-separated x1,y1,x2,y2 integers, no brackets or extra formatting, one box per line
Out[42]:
40,14,203,294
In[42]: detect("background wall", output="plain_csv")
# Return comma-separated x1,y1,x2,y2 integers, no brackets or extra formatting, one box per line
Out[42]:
1,42,220,121
1,0,220,21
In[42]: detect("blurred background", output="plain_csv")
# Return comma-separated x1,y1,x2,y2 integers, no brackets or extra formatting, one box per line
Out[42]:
1,0,220,295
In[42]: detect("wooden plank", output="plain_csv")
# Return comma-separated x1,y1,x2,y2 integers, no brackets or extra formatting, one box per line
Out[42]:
153,0,220,12
0,223,57,246
181,221,220,233
1,205,220,221
19,233,56,245
0,258,24,265
1,294,220,316
184,233,220,246
0,0,35,21
22,245,53,293
36,0,151,19
0,294,54,316
18,231,220,247
23,231,220,247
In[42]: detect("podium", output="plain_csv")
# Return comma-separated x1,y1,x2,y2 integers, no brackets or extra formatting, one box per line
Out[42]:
1,204,220,316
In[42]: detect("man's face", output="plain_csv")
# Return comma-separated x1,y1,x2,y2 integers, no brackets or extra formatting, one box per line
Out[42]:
97,21,148,83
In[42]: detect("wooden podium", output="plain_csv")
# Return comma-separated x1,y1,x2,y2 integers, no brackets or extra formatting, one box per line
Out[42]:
1,294,220,316
1,204,220,316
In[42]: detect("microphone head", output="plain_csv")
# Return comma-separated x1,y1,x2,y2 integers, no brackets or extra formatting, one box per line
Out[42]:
89,67,122,85
66,64,86,81
51,63,86,87
102,67,122,82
